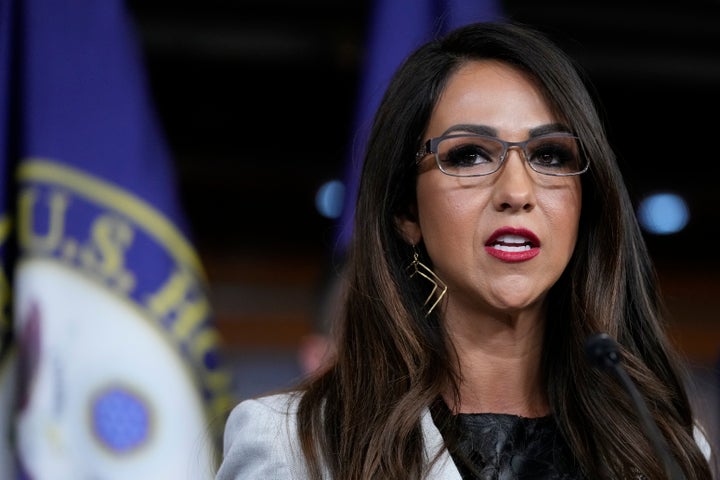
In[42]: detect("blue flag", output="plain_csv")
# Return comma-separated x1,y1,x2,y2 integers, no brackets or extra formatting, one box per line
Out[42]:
335,0,503,252
0,0,232,478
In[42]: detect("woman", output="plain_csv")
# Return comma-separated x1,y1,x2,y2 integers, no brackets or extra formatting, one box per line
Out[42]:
216,21,714,479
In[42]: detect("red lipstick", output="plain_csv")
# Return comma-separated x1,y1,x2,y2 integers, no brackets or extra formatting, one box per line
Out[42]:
484,227,540,262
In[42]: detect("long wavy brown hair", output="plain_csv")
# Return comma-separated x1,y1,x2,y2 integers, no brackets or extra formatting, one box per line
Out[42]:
295,21,714,479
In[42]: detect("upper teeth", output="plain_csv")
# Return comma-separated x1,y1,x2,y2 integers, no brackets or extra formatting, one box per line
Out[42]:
495,234,528,245
493,234,532,252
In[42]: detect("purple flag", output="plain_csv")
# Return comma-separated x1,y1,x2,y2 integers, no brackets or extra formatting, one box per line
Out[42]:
0,0,232,478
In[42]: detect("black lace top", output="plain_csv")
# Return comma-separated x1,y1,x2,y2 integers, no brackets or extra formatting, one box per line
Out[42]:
433,403,586,479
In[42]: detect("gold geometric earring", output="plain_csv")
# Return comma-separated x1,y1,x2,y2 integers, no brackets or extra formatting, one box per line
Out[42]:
406,244,447,316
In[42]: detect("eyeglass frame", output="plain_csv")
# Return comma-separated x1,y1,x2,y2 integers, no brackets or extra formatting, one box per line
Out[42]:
415,132,590,177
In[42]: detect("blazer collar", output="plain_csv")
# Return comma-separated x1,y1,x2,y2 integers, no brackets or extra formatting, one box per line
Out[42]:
421,407,462,480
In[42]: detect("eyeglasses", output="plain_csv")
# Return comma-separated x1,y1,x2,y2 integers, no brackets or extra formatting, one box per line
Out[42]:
416,132,589,177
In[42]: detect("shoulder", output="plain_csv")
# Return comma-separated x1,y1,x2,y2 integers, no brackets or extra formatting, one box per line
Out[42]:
216,394,461,480
215,392,307,480
226,391,302,433
234,391,302,417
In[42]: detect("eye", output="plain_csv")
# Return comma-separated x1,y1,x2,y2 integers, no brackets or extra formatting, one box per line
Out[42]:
527,138,579,171
439,137,500,168
445,144,492,167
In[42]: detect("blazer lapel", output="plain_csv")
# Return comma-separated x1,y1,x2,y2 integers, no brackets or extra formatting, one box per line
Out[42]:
421,407,462,480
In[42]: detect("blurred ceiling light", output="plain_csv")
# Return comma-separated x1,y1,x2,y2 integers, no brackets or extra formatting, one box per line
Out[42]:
637,192,689,235
315,179,345,219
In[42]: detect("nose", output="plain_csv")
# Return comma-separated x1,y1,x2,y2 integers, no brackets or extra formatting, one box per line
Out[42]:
492,148,535,212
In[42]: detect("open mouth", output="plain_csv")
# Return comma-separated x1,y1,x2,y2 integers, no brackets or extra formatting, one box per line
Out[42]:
484,229,541,262
489,234,536,252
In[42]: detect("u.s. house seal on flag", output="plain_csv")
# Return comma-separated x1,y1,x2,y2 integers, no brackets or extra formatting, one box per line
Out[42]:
13,161,230,479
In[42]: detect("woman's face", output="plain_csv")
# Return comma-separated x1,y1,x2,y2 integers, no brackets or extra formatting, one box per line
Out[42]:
398,60,582,321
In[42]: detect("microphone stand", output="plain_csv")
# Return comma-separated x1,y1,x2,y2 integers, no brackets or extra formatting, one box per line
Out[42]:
585,333,686,480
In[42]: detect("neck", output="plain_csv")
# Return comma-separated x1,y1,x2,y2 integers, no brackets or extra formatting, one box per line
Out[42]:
444,311,548,417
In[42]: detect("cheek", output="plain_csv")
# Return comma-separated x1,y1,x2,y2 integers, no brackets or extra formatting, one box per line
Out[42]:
416,181,485,251
544,186,582,248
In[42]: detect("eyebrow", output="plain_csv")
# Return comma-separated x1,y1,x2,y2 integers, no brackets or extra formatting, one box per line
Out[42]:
440,123,571,138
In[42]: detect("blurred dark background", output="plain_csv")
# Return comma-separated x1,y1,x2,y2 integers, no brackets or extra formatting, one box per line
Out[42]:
125,0,720,261
123,0,720,431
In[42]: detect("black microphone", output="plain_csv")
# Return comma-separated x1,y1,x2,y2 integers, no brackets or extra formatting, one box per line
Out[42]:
584,333,686,480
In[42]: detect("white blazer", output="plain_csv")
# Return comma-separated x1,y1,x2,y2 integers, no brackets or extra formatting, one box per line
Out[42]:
215,392,713,480
215,392,462,480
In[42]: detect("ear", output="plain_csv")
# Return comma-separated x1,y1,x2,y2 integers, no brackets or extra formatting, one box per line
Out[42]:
394,204,422,245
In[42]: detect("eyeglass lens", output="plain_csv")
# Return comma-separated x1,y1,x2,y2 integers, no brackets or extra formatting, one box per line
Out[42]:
435,135,584,177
